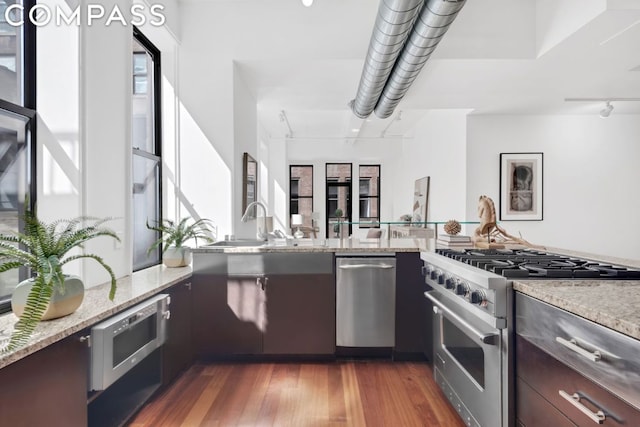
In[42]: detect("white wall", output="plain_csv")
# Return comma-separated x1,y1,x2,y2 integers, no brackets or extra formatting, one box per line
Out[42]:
36,0,181,287
467,114,640,260
233,65,258,239
399,110,470,233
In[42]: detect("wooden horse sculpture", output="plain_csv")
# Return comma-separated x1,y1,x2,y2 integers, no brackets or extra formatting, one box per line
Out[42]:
472,195,543,249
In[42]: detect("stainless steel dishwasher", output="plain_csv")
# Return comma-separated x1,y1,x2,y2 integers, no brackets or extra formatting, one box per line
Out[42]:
336,255,396,350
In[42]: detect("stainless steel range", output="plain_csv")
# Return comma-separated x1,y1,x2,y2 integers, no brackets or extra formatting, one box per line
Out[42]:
420,248,640,427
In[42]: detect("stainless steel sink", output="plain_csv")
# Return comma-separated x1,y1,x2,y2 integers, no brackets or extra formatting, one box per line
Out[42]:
205,239,267,248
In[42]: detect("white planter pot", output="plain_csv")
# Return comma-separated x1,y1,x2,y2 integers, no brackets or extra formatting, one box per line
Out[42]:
11,275,85,320
163,246,192,267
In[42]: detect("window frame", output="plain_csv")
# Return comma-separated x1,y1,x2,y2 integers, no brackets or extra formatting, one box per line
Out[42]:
0,0,37,313
358,164,380,228
132,27,162,271
289,164,313,228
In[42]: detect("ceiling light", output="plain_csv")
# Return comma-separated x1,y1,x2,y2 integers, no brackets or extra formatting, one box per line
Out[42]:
351,128,360,132
301,0,313,7
599,101,614,119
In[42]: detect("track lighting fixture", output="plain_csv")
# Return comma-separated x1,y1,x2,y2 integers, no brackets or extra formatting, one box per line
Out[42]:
599,101,614,119
564,97,640,118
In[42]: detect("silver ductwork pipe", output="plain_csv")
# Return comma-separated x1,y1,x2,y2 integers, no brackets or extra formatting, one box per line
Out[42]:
350,0,467,120
375,0,467,118
349,0,424,119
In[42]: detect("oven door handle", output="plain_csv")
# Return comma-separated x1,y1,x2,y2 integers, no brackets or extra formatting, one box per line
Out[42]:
424,291,499,345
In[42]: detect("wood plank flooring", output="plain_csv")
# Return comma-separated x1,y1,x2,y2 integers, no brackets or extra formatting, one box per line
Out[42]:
128,361,465,427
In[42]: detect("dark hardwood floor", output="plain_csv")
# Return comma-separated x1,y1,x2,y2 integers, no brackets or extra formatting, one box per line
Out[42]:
128,361,465,427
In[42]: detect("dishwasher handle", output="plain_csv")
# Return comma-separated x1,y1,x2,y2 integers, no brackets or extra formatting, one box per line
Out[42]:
338,264,395,270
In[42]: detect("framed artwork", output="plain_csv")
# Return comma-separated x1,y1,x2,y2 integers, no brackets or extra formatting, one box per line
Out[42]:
242,152,257,219
412,176,430,227
499,152,543,221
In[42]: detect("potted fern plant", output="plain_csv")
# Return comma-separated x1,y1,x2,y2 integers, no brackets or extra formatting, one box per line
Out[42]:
0,212,120,351
146,217,215,267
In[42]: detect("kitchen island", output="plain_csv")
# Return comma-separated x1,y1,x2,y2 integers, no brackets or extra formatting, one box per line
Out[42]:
512,249,640,425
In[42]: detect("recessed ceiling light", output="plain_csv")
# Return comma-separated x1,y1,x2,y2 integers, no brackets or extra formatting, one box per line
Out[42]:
351,128,360,132
301,0,313,7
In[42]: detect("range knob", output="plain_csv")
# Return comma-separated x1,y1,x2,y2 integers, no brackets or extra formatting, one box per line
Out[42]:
430,269,439,280
437,272,446,285
445,277,456,290
469,290,486,305
455,281,468,296
422,265,433,277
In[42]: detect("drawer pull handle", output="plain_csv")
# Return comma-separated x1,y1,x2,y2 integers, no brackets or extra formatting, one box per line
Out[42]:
558,390,606,424
556,337,602,362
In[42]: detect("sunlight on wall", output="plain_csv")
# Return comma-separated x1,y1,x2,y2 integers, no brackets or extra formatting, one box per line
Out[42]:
179,102,231,238
42,139,78,196
273,180,287,233
162,75,178,221
36,0,81,221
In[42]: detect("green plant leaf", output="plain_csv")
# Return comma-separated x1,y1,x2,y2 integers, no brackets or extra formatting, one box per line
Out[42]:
0,211,120,353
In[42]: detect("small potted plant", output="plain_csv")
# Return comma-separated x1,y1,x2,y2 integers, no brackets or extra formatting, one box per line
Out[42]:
0,211,120,351
146,217,215,267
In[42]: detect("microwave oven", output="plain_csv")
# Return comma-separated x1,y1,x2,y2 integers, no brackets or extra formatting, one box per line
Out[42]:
89,293,170,391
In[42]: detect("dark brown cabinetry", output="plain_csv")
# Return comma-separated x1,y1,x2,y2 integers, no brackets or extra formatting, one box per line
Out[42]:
394,252,430,360
262,273,335,355
163,279,194,384
516,335,640,426
192,273,263,356
192,252,335,358
0,333,89,427
515,292,640,426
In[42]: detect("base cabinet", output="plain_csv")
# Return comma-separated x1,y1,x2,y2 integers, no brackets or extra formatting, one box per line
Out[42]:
394,252,430,359
163,279,194,385
516,335,640,426
263,273,335,355
192,274,263,357
192,252,335,358
0,334,88,427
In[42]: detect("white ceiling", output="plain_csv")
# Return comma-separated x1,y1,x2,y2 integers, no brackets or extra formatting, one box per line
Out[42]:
191,0,640,140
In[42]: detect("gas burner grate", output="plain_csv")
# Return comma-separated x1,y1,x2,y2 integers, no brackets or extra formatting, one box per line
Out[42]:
435,248,640,279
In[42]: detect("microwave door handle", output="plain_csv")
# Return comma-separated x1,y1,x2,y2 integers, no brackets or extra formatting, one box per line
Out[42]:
424,291,499,345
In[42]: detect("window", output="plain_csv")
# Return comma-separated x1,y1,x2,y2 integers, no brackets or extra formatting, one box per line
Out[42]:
289,165,313,228
132,53,148,95
0,0,36,314
359,165,380,227
0,0,36,107
325,163,352,237
132,28,161,271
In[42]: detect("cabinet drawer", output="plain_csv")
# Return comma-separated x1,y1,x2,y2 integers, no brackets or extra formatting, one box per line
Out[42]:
515,292,640,410
517,335,640,426
516,377,576,427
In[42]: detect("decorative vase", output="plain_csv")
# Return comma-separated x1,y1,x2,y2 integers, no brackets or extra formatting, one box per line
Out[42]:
11,275,84,320
163,246,192,267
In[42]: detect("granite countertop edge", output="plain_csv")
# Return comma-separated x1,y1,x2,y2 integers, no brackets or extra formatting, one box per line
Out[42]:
0,265,192,370
513,279,640,341
192,238,428,253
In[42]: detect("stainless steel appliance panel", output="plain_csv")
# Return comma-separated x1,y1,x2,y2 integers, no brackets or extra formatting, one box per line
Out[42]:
516,292,640,411
336,256,396,347
429,290,505,427
89,293,170,391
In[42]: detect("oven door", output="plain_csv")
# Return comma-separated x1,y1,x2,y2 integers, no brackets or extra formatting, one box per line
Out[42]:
425,291,504,427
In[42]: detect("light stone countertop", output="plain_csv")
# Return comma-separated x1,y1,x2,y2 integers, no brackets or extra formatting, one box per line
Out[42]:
0,265,191,370
512,246,640,340
191,237,431,253
512,279,640,340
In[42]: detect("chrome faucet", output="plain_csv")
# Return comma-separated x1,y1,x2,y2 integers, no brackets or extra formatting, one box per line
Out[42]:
241,201,268,241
